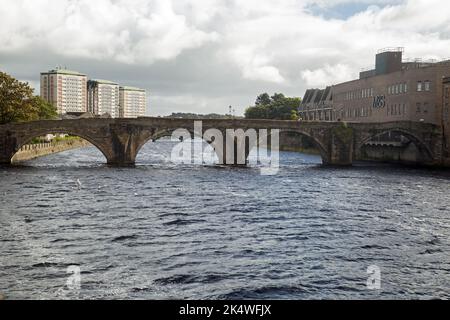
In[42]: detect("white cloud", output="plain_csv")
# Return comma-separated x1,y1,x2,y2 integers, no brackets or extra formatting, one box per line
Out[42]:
301,64,353,87
227,46,285,83
1,0,450,115
0,0,218,64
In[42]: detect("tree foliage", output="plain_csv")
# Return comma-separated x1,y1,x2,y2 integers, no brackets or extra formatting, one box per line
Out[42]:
245,93,301,120
166,112,242,119
0,71,57,124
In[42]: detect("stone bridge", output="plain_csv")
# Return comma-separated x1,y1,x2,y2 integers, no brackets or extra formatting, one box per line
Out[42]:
0,118,444,167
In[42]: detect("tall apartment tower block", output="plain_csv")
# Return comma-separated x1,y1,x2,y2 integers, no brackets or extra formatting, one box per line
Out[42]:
40,69,87,114
87,80,120,118
119,86,147,118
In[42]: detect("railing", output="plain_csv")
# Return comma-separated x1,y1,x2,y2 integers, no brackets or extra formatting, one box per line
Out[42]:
377,47,404,54
18,140,75,152
403,57,450,65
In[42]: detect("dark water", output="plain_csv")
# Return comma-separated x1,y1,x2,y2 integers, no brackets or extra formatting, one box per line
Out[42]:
0,141,449,300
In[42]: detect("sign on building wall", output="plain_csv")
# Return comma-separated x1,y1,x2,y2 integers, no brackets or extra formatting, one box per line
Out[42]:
373,95,386,109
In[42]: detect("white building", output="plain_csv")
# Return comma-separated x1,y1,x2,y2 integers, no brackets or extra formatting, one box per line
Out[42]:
40,69,87,114
87,80,120,118
119,86,147,118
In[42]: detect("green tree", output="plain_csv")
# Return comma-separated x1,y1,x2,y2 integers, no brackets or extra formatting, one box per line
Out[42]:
245,105,268,119
0,71,57,124
271,93,286,104
255,93,271,106
33,96,58,120
245,93,301,120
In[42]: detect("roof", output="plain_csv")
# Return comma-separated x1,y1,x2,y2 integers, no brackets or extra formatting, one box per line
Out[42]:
89,79,118,85
119,86,146,92
42,69,86,76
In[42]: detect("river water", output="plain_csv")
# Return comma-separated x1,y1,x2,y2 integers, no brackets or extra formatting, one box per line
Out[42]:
0,141,449,300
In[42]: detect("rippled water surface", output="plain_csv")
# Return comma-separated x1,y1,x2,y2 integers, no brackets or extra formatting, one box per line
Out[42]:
1,141,449,300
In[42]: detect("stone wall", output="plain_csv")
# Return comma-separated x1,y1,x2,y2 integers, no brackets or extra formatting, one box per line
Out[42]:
12,139,91,163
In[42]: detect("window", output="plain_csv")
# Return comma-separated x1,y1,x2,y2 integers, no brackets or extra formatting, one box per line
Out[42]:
416,103,421,113
388,86,391,95
405,83,408,93
417,81,423,92
424,81,431,91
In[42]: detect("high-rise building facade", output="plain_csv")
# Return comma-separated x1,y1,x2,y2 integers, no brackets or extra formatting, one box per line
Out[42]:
40,69,87,114
87,80,120,118
119,86,147,118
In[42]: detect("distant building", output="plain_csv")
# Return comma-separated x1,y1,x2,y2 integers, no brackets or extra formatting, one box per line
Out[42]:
119,86,147,118
40,69,87,114
87,80,120,118
299,86,333,121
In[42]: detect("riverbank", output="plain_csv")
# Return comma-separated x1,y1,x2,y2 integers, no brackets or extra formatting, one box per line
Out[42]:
12,139,91,163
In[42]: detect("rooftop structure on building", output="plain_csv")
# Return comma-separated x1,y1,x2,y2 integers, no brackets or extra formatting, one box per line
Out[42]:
42,68,87,77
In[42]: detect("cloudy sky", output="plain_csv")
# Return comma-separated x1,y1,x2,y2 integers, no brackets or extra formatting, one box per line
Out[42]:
1,0,450,116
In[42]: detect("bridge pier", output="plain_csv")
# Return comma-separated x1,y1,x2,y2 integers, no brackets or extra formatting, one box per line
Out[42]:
106,155,136,166
0,135,15,166
105,125,144,166
105,142,138,166
324,125,354,166
0,157,11,166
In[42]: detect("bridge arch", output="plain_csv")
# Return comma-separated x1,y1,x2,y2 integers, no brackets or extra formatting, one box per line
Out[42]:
11,130,111,164
135,128,221,164
359,128,434,162
257,129,330,165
